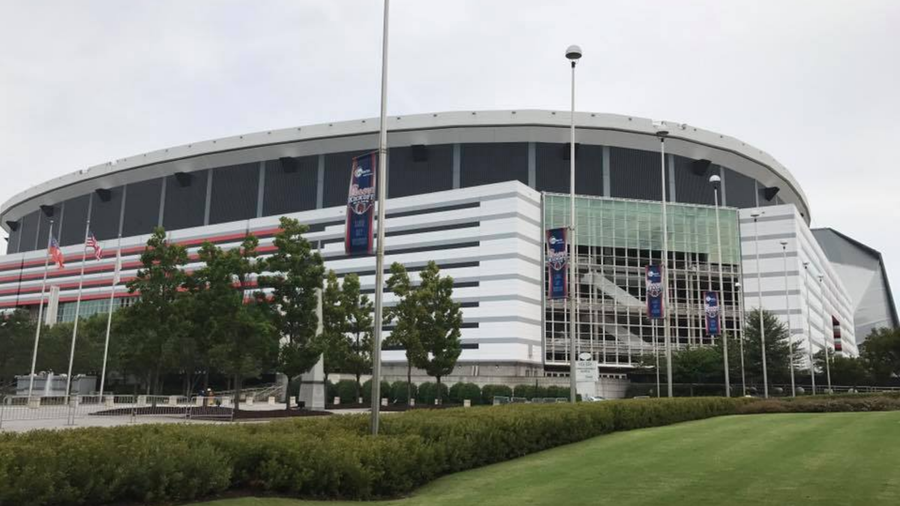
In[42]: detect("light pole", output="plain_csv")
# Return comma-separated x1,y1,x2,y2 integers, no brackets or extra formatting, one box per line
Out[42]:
370,0,390,435
780,240,796,397
709,175,730,396
803,262,816,395
750,210,769,398
654,121,673,398
735,280,747,396
566,44,581,403
819,274,832,393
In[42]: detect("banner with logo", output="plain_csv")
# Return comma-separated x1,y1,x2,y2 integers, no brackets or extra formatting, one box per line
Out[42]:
344,153,377,255
645,264,664,319
832,316,843,352
546,228,567,300
705,291,720,336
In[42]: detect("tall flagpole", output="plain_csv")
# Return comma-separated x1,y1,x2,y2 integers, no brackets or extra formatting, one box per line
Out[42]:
27,219,54,398
369,0,389,436
654,124,673,398
566,45,582,403
65,219,91,401
99,235,122,397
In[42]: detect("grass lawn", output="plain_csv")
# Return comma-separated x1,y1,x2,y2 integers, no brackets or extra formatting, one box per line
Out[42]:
192,411,900,506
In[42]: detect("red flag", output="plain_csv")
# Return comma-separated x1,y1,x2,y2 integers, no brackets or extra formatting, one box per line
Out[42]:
49,237,65,269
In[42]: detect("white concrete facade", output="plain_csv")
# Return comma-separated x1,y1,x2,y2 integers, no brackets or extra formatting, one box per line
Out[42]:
739,204,858,360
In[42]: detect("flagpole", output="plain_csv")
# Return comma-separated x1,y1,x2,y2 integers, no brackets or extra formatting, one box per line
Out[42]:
27,219,54,399
65,219,91,402
369,0,389,436
99,235,121,398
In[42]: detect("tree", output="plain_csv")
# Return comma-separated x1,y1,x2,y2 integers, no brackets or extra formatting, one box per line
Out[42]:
413,261,463,402
741,309,804,388
860,327,900,384
385,262,425,404
321,270,349,383
341,273,373,401
672,346,723,395
816,350,870,388
0,310,36,383
258,217,325,409
199,234,279,411
121,227,189,394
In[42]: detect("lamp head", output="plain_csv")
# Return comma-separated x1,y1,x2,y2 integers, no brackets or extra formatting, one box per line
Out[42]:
709,174,721,185
652,120,669,137
565,45,583,61
780,240,788,247
750,209,763,219
735,281,741,289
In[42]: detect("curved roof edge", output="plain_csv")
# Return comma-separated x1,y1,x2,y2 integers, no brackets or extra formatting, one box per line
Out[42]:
0,109,809,225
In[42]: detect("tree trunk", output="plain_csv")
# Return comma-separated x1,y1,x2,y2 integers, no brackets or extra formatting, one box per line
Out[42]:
355,372,361,404
295,375,303,411
202,369,210,391
234,373,242,412
436,376,442,405
406,361,413,406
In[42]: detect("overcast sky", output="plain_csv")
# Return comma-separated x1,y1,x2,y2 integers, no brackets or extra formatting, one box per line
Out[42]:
2,1,899,306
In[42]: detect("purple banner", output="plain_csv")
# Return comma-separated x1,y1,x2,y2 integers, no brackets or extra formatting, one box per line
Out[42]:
646,265,664,319
705,291,720,337
345,153,377,255
546,228,567,300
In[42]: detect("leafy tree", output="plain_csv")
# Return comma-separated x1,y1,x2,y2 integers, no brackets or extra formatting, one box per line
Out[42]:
385,262,425,404
258,217,325,409
341,273,373,400
814,350,870,387
199,235,278,411
0,310,37,382
121,227,189,394
741,309,803,388
413,261,463,402
860,327,900,384
321,270,349,382
672,346,723,395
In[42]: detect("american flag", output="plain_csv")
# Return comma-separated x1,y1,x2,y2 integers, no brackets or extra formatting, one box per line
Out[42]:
48,237,65,269
86,231,102,260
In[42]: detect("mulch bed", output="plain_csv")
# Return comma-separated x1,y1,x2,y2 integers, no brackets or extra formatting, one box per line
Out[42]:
89,406,331,420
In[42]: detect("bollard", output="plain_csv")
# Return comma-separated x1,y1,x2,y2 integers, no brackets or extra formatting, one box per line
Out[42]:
168,395,178,405
289,396,296,407
493,398,500,406
381,397,388,407
334,396,341,405
435,399,439,406
105,395,115,408
137,395,147,406
268,396,276,406
358,397,363,404
464,399,471,408
246,397,254,406
195,396,204,406
28,397,40,409
409,398,415,407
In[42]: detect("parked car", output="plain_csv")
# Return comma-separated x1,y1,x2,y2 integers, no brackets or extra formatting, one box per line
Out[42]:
583,395,606,402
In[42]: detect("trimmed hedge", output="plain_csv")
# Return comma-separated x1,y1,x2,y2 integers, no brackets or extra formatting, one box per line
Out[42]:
416,382,449,405
481,384,513,404
334,379,358,404
0,397,753,506
737,394,900,414
390,380,417,404
449,383,482,405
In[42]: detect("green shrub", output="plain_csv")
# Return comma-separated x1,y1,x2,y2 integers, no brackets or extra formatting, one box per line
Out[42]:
737,395,900,414
335,379,359,404
481,384,513,404
513,384,534,399
546,385,571,399
391,381,418,404
325,380,337,403
449,383,482,405
417,382,450,405
362,380,393,405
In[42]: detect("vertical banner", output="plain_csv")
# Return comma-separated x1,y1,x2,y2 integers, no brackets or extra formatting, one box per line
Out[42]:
546,228,568,300
832,316,842,352
705,291,720,336
344,153,377,255
645,265,664,319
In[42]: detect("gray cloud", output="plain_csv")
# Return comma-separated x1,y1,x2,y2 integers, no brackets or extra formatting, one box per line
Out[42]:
1,0,898,311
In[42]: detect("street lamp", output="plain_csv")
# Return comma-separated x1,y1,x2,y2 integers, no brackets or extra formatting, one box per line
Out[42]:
654,120,673,398
566,44,581,403
819,274,833,393
780,240,796,397
709,174,730,396
369,0,390,435
750,210,769,398
803,261,816,395
735,280,747,395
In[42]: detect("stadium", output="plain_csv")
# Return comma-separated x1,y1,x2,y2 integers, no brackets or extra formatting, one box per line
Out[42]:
1,110,895,384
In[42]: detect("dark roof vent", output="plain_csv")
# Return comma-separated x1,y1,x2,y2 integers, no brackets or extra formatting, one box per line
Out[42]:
39,205,55,217
411,144,429,162
691,159,711,176
95,188,112,202
763,186,780,201
5,220,19,231
174,172,193,187
279,157,298,173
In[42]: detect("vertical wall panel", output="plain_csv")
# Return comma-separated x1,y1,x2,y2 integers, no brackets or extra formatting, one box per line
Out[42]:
60,195,91,246
262,156,318,216
535,143,604,196
36,205,61,249
6,221,21,254
323,150,370,208
609,147,662,201
388,144,453,198
163,170,208,231
16,211,39,253
460,142,529,188
209,163,259,224
122,179,162,237
723,168,757,208
91,187,124,241
673,155,715,205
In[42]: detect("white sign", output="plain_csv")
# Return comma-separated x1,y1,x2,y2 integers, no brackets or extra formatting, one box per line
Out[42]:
575,360,599,382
